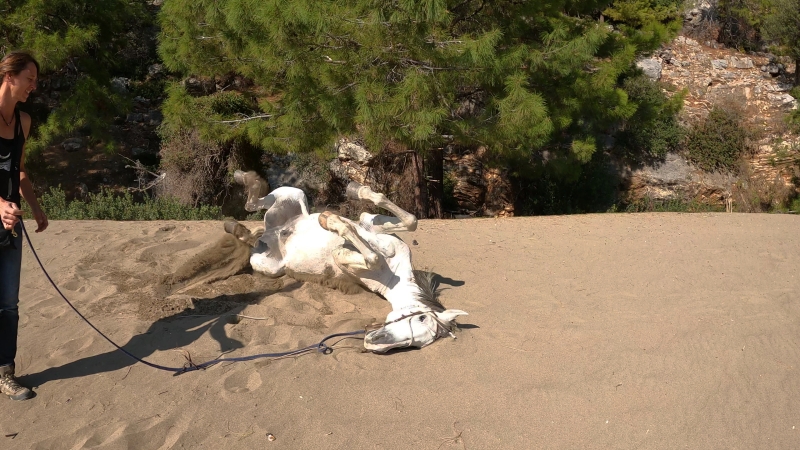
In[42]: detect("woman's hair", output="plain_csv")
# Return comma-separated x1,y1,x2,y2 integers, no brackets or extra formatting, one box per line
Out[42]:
0,51,40,83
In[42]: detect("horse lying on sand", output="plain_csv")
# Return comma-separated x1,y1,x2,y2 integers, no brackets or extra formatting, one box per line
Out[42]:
223,170,467,352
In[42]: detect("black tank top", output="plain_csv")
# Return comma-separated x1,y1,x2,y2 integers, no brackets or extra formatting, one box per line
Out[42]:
0,108,23,205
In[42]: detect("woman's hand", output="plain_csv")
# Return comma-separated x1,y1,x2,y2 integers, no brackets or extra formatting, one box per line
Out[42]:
1,199,22,230
31,206,48,232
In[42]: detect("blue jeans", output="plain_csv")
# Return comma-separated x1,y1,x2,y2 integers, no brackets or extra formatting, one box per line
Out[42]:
0,222,22,367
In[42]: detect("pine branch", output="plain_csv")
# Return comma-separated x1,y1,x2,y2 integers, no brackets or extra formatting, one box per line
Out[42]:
340,17,391,27
323,55,346,64
213,114,273,124
451,0,487,30
400,58,462,71
333,82,358,93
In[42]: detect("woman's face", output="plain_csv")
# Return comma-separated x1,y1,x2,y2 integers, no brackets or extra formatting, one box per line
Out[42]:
6,62,38,102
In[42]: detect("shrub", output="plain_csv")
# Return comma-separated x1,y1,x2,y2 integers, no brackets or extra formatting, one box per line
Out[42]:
512,151,619,215
732,165,795,212
25,187,221,221
787,87,800,133
716,0,769,51
623,197,724,212
684,106,754,172
157,129,262,217
616,75,685,161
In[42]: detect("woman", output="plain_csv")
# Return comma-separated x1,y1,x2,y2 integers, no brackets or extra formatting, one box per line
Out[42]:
0,51,48,401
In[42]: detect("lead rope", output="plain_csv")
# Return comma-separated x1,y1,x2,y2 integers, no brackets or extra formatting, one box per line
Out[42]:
19,220,365,376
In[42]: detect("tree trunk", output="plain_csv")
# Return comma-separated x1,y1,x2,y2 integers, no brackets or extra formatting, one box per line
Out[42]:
796,58,799,86
411,151,428,219
426,147,444,219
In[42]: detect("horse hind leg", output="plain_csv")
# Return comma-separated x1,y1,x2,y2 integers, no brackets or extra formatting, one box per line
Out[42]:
233,170,270,212
223,219,285,276
346,182,418,233
223,219,260,247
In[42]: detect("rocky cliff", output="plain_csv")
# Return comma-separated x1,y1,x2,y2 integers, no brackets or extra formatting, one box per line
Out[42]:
628,33,799,209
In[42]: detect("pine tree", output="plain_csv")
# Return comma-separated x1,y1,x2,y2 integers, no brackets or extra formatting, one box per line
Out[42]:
762,0,800,86
158,0,682,216
0,0,150,153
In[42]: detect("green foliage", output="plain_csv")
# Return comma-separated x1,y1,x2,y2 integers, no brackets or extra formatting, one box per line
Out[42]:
762,0,800,84
616,75,686,160
0,0,151,154
623,196,725,212
158,0,683,167
684,106,754,172
787,89,800,131
603,0,683,50
787,109,800,133
28,187,222,220
442,171,459,212
789,196,800,212
32,77,130,153
716,0,771,51
159,85,263,145
512,151,620,215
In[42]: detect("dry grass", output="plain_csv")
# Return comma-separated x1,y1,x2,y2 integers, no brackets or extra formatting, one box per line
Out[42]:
157,130,254,215
732,162,796,212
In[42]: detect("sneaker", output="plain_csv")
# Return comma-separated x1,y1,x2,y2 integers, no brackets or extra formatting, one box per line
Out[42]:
0,364,33,401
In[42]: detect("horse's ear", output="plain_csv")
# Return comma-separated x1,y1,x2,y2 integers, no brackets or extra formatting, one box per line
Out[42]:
436,309,468,323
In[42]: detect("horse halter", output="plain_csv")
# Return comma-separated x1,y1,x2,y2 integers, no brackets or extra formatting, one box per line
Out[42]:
367,309,457,349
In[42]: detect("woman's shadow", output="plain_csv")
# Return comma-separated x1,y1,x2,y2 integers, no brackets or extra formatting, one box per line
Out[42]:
19,293,275,387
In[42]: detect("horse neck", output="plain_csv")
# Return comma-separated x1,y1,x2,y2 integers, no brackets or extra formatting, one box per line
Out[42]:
383,277,427,312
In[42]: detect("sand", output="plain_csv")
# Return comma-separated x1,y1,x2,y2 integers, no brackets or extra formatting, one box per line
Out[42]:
3,213,800,449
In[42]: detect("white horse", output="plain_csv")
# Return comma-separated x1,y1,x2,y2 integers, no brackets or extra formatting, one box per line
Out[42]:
223,170,467,352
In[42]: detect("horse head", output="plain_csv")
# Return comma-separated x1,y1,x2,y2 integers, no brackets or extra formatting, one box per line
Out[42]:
364,307,468,353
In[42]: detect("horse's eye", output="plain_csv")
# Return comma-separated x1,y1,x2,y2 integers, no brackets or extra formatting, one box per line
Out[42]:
418,315,426,322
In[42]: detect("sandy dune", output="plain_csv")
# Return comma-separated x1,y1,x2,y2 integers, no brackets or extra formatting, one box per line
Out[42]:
3,213,800,449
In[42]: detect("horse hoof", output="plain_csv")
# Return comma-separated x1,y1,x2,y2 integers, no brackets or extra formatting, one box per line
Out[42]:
346,181,366,200
365,253,380,268
224,220,251,241
223,219,239,234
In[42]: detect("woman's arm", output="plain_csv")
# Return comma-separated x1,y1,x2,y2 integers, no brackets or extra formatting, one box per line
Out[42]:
18,111,47,232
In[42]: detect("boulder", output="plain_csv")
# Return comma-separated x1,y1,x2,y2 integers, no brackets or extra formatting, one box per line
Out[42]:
636,59,662,80
183,77,217,96
147,110,163,126
62,137,84,153
148,64,165,77
444,146,514,217
110,77,130,95
483,167,514,217
766,93,798,108
730,57,754,69
711,59,728,69
336,139,374,165
126,113,145,123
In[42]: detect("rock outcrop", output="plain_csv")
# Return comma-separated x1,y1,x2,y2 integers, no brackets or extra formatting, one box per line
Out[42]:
327,139,514,218
445,146,514,217
625,33,799,206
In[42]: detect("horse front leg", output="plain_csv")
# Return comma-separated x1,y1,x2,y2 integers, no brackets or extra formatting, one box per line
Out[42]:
318,211,382,270
346,182,418,233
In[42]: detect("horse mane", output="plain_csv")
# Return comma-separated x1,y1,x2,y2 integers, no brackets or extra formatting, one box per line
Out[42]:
412,270,445,312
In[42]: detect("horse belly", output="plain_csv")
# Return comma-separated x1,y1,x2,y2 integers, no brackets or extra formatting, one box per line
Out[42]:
282,216,343,278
